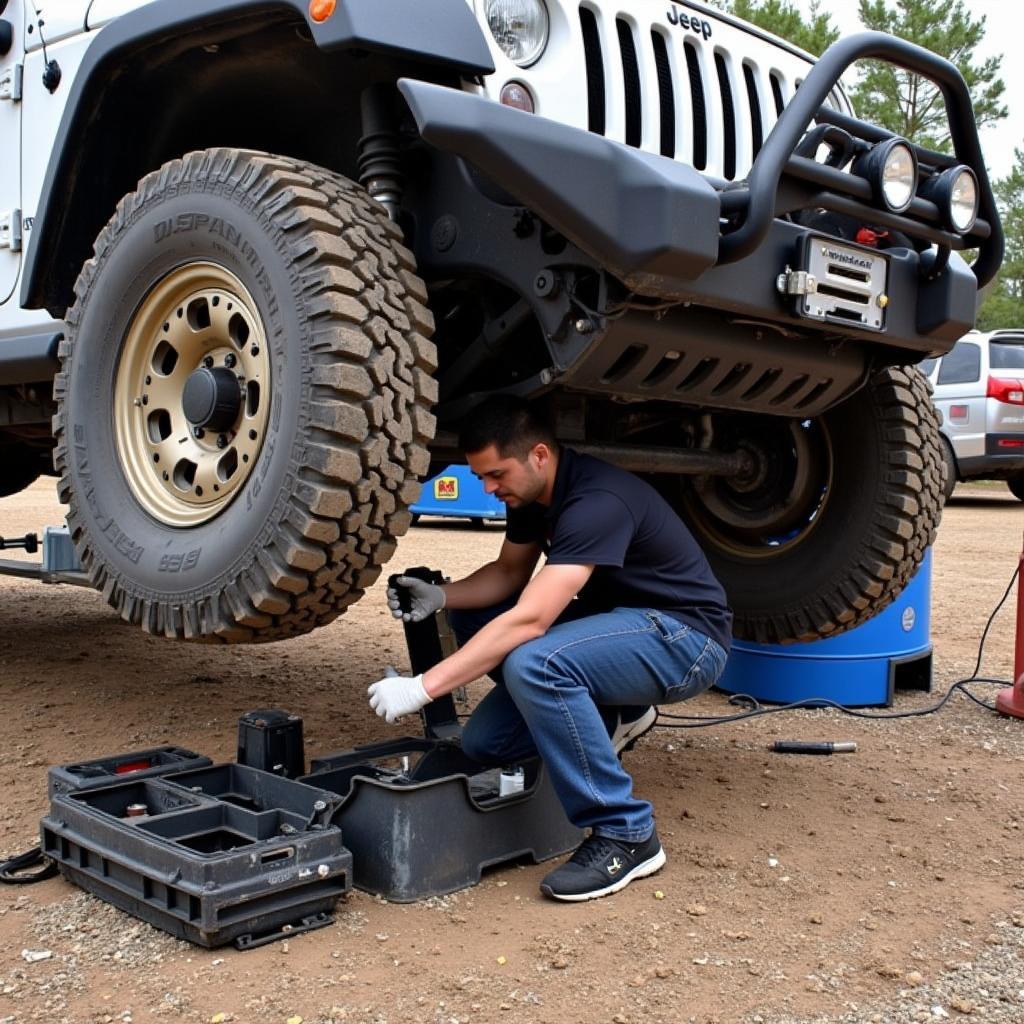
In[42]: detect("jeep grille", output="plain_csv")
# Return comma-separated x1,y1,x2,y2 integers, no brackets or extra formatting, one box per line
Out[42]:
495,2,839,182
573,4,845,182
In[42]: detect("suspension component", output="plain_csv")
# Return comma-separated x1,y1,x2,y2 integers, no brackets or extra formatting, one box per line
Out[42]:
358,85,404,221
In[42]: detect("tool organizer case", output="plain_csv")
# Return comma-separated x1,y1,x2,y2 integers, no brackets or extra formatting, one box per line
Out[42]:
40,763,352,948
47,745,213,796
301,738,583,902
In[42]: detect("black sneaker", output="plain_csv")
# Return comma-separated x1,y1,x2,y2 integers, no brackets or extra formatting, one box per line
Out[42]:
609,706,657,755
539,830,666,902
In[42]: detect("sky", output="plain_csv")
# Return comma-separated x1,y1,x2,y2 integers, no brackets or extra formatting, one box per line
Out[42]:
821,0,1022,180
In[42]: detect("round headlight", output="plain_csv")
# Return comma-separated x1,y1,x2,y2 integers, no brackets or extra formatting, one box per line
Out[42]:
947,166,979,233
878,140,917,213
485,0,550,68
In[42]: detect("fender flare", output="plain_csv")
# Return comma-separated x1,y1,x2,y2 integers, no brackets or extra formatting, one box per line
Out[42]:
22,0,494,315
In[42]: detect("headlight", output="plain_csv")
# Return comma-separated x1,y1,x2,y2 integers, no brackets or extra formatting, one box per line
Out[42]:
857,138,917,214
485,0,550,68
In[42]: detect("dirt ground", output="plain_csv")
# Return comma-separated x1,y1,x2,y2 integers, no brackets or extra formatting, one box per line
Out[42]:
0,479,1022,1024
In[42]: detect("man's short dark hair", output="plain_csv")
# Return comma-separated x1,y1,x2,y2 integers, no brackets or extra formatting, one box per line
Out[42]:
458,396,559,460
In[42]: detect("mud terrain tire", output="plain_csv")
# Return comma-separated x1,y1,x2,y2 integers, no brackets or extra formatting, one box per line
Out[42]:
54,149,436,641
680,366,944,644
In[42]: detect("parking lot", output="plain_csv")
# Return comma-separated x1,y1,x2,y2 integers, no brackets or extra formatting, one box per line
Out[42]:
0,479,1021,1024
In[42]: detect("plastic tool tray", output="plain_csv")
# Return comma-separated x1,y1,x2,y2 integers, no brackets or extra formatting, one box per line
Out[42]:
47,745,213,797
41,763,352,948
300,737,583,902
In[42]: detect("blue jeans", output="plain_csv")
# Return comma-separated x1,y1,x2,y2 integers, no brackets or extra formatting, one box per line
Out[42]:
449,600,729,843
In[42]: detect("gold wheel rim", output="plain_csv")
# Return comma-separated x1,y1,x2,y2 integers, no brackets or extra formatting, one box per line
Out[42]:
114,262,271,527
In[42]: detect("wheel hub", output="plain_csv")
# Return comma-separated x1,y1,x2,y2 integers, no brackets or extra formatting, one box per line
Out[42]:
182,366,244,433
684,418,833,557
113,262,271,527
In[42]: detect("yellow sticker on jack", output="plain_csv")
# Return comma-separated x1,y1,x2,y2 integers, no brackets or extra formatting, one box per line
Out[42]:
434,477,459,500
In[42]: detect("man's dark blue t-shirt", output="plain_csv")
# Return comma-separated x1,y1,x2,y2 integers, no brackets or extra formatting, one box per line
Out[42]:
505,448,733,651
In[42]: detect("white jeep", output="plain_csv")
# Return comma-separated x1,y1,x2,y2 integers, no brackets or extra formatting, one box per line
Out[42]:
0,0,1002,643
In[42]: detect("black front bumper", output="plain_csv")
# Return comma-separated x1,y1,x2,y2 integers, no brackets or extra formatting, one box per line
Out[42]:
399,32,1001,357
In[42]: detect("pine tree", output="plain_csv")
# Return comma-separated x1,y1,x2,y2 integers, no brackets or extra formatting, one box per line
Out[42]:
978,146,1024,331
851,0,1006,153
723,0,839,56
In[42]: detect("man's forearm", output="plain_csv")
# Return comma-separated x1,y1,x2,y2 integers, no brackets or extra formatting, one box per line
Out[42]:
443,560,526,610
422,608,543,697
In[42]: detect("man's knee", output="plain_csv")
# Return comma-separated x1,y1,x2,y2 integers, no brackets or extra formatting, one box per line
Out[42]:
503,641,549,695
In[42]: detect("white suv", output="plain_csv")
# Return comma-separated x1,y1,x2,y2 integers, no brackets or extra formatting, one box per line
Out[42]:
920,330,1024,501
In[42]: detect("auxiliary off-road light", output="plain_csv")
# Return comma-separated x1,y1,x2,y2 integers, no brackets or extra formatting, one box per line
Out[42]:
485,0,550,68
922,165,980,233
857,138,917,214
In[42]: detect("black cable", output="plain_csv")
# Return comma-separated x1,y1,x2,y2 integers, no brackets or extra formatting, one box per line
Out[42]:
970,561,1019,681
0,846,58,885
656,560,1020,730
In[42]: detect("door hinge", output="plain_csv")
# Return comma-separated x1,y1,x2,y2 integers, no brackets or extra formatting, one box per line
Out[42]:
0,209,23,252
0,63,23,102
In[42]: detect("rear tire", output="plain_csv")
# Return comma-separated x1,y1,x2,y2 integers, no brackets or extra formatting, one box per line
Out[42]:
55,149,437,641
940,437,958,503
675,366,943,644
1008,476,1024,502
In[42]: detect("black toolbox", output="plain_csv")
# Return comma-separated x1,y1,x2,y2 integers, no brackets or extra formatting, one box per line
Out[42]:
300,738,582,902
47,745,212,796
40,764,352,948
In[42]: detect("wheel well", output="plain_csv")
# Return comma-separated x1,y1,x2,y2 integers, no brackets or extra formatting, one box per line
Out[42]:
33,17,460,317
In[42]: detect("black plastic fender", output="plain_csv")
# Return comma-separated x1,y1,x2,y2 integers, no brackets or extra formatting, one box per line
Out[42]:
399,79,722,295
22,0,493,315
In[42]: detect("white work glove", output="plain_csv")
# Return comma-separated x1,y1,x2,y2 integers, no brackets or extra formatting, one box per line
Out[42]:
387,575,446,623
368,666,432,724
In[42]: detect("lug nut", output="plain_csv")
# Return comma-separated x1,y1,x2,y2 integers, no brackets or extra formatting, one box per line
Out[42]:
217,434,228,449
224,353,237,368
203,355,214,368
250,345,260,357
194,427,205,439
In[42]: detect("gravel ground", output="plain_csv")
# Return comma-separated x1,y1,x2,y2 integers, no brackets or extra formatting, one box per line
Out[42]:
0,480,1021,1024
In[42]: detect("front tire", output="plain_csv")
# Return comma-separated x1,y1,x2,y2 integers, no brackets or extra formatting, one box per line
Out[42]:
674,367,943,644
54,149,437,641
